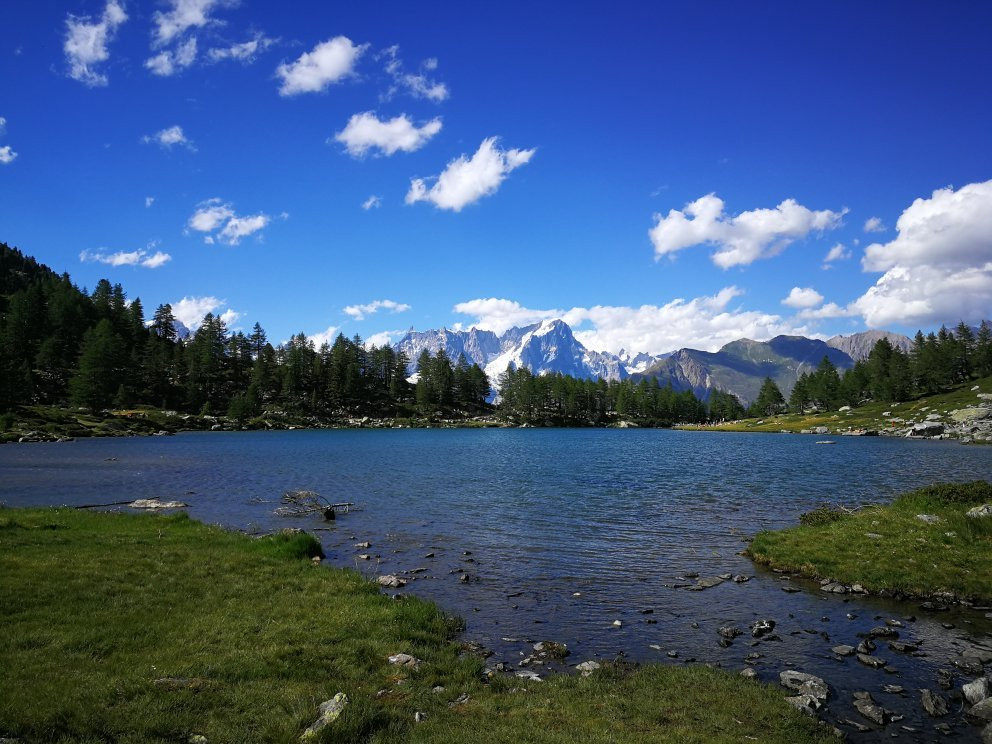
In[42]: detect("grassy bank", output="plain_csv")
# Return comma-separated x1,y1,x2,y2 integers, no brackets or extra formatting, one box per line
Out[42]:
747,482,992,602
681,374,992,436
0,508,832,743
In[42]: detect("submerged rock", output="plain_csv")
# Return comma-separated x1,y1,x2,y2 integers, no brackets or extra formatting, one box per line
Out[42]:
920,688,948,717
300,693,348,741
857,653,886,668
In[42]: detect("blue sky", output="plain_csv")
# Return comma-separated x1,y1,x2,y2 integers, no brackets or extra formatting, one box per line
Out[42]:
2,1,991,353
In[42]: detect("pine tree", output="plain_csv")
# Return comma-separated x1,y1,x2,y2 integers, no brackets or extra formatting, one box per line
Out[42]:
69,319,127,411
749,377,785,416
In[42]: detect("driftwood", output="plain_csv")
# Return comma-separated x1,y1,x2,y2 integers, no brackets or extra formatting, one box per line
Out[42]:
274,490,355,520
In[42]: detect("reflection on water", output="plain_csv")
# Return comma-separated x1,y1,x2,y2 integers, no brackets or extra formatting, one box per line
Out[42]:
2,429,991,742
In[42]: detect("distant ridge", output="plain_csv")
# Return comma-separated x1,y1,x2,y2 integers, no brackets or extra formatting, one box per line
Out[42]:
394,321,915,405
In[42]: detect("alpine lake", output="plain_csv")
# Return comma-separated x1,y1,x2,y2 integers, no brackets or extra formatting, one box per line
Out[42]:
3,428,991,742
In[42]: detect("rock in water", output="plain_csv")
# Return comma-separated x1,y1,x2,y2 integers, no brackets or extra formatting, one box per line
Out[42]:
300,693,348,740
852,691,890,726
779,671,828,702
920,689,948,717
832,645,855,656
377,575,406,588
963,677,990,705
533,641,569,659
966,698,992,725
750,619,775,638
129,499,187,509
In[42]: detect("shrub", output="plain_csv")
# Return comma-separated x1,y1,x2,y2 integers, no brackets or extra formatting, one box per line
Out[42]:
899,481,992,505
798,505,849,527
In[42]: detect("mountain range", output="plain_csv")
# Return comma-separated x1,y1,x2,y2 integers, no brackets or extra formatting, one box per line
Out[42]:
394,320,913,405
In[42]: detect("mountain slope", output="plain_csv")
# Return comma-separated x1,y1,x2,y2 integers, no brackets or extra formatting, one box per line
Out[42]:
631,336,855,404
827,330,913,361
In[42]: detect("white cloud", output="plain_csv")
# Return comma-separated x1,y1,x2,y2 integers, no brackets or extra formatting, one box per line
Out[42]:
187,198,271,245
862,180,992,273
208,33,275,63
453,288,813,355
822,242,851,266
649,193,846,269
145,196,155,207
145,36,198,76
171,295,237,330
343,299,411,321
219,308,241,327
64,0,128,86
863,216,885,233
142,125,195,150
0,117,6,136
381,46,448,102
364,330,401,348
276,36,367,96
797,302,858,320
406,137,536,212
308,325,341,347
152,0,229,46
80,246,172,269
782,286,824,309
362,195,381,210
334,112,442,157
0,146,16,165
810,180,992,328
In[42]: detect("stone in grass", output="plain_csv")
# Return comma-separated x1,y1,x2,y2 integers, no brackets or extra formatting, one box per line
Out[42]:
575,661,600,676
920,688,948,717
967,504,992,519
784,694,822,717
740,668,758,680
300,693,348,741
388,653,422,669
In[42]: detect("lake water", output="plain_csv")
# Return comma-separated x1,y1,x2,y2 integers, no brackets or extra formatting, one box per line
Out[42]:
3,429,991,741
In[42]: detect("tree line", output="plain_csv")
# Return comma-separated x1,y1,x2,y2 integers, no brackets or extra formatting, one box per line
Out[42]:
748,325,992,417
2,243,989,425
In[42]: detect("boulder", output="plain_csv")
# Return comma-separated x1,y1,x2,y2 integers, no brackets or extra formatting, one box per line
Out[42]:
950,407,992,423
832,645,855,656
785,694,822,716
965,698,992,725
377,575,406,588
967,505,992,519
300,693,348,741
916,514,941,524
719,626,743,640
906,422,944,437
780,671,828,701
920,689,948,717
963,677,990,705
740,668,758,680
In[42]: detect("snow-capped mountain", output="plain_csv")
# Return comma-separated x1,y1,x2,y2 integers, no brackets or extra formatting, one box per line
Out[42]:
393,320,913,405
394,319,651,384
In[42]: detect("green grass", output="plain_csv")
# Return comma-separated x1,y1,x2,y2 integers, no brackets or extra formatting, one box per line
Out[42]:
0,508,833,743
682,375,992,435
748,482,992,601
